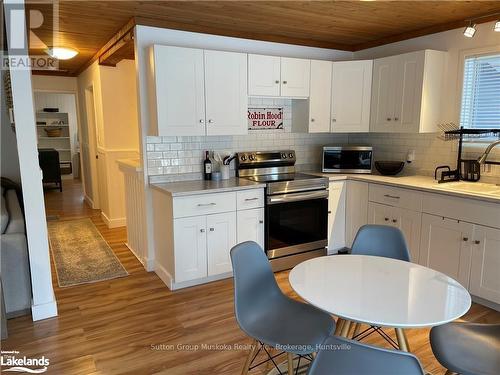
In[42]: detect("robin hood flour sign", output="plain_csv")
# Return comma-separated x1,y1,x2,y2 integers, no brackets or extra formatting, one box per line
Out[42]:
248,108,283,131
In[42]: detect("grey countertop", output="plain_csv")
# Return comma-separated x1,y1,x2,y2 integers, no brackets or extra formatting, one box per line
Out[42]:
151,177,265,197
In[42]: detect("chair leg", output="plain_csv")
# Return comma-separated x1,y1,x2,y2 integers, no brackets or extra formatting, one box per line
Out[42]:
340,320,352,337
241,339,258,375
395,328,410,352
334,318,345,335
287,352,294,375
444,370,454,375
351,323,361,338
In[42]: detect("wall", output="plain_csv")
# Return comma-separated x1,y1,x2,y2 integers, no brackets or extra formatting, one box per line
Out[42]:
1,70,21,182
31,75,77,92
77,60,140,227
351,21,500,183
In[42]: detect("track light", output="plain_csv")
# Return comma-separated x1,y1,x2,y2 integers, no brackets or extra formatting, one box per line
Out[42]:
494,21,500,32
463,23,476,38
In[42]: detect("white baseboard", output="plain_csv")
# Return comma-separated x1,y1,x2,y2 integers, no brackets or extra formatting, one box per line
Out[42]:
100,212,126,229
472,295,500,312
84,195,95,209
154,261,174,290
31,298,58,321
124,243,154,272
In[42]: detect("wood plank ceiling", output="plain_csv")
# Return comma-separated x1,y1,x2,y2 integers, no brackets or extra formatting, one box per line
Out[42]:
26,1,500,76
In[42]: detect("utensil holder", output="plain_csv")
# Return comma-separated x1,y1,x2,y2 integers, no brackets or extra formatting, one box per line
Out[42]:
220,165,230,180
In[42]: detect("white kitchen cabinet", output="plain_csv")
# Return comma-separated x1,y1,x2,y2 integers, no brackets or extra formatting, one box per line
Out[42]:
419,214,473,287
173,216,208,283
367,202,421,263
331,60,372,133
248,54,281,96
309,60,332,133
207,212,237,276
470,225,500,304
281,57,311,97
150,46,247,136
328,181,346,253
151,45,206,136
237,208,265,249
370,50,445,133
248,54,310,97
345,180,369,247
204,50,248,135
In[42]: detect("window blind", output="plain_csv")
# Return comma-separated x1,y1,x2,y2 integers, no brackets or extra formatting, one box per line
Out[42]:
460,53,500,129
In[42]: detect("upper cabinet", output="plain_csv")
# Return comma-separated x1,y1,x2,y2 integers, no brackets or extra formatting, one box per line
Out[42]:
150,45,247,136
248,54,310,97
370,50,446,133
309,60,333,133
331,60,372,133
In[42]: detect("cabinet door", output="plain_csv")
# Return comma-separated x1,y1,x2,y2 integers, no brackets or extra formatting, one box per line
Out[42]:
309,60,332,133
419,214,473,286
370,56,398,132
395,207,422,263
393,51,424,132
248,54,281,96
331,60,372,133
368,201,393,226
152,45,206,136
328,181,346,253
204,50,248,136
237,208,265,249
207,212,237,276
174,216,207,283
346,181,369,247
280,57,311,97
470,225,500,304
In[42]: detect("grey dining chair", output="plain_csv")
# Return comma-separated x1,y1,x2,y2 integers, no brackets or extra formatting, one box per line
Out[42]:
430,322,500,375
230,241,335,375
344,224,411,349
307,335,424,375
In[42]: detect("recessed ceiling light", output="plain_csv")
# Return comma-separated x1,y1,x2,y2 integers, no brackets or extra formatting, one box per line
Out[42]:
463,23,476,38
46,47,78,60
494,21,500,32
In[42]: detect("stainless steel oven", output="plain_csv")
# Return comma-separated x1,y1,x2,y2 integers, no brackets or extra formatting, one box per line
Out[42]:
322,145,373,173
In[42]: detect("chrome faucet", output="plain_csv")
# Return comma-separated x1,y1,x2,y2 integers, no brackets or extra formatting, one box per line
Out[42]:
477,139,500,164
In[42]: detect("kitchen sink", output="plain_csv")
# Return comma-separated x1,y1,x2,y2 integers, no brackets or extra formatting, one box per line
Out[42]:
434,181,500,196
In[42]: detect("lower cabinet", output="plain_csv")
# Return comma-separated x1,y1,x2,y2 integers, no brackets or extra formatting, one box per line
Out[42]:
207,212,237,276
419,214,473,288
367,202,421,263
173,216,209,283
469,225,500,304
328,181,346,253
345,180,369,247
237,208,265,249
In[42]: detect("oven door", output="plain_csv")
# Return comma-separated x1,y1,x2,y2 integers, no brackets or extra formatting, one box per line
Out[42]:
266,190,328,259
322,147,372,173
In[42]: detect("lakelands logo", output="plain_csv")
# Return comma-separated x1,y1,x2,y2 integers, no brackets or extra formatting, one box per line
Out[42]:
1,350,50,373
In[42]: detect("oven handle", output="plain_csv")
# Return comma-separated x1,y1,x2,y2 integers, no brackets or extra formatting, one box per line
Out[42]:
267,190,328,205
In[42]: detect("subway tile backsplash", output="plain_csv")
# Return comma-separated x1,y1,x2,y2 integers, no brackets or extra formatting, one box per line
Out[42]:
147,98,500,183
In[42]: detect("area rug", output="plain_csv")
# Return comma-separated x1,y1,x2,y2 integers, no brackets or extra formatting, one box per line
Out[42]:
48,218,128,287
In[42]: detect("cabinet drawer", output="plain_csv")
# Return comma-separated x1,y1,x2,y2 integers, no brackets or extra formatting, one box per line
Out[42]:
237,189,264,210
173,192,236,218
369,184,422,211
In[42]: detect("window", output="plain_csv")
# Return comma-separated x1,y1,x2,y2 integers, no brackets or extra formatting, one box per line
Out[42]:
460,53,500,129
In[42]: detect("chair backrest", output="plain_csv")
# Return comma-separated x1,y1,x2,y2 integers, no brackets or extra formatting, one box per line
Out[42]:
351,224,411,262
308,336,424,375
230,241,284,334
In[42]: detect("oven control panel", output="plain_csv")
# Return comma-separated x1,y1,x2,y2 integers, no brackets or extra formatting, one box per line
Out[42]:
237,150,296,166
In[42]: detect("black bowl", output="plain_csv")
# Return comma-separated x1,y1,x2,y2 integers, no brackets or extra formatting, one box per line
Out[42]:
375,161,405,176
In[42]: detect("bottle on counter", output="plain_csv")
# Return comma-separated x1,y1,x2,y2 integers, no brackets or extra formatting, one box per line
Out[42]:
203,150,212,180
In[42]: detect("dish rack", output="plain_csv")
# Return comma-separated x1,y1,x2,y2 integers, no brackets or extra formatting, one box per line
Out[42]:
435,125,500,183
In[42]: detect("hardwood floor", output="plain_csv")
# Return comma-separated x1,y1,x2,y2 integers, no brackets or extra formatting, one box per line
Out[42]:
2,179,499,374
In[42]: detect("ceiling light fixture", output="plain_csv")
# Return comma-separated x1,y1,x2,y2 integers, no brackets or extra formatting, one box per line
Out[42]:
494,21,500,32
46,47,78,60
463,22,476,38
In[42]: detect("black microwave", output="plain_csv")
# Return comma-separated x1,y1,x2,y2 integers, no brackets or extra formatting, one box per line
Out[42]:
322,146,373,174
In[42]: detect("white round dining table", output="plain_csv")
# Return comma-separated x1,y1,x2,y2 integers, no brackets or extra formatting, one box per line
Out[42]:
289,255,471,351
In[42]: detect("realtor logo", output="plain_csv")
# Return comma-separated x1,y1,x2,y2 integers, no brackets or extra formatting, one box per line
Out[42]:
1,350,50,373
2,0,58,70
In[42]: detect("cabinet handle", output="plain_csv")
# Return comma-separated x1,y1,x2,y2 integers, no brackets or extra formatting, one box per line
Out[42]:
474,240,481,245
209,228,215,232
463,237,469,242
275,80,280,84
259,220,264,224
311,118,315,122
328,210,332,214
392,219,397,223
384,194,400,199
197,203,216,207
244,197,259,201
394,117,399,121
387,118,392,121
384,217,389,221
200,229,205,233
332,118,336,122
283,80,287,84
208,119,213,124
199,119,204,123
